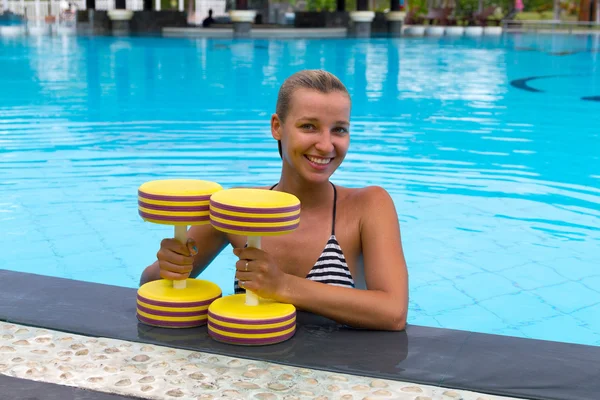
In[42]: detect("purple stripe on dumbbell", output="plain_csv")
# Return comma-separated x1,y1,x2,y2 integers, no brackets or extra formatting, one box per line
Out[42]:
208,328,296,345
137,304,209,317
208,310,295,325
137,313,207,328
210,210,299,223
138,190,213,202
139,211,210,222
210,200,300,214
208,320,296,334
138,200,210,212
210,220,299,233
137,294,220,308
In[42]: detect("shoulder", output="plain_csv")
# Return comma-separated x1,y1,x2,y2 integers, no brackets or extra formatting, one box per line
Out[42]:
336,185,398,230
338,185,395,211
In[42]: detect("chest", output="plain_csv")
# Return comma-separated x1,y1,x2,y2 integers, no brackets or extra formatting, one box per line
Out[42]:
227,204,361,278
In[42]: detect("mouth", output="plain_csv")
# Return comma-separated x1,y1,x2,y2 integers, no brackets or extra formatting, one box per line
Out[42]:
304,155,334,168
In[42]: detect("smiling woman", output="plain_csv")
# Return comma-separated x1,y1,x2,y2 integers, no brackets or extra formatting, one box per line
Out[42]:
140,69,410,331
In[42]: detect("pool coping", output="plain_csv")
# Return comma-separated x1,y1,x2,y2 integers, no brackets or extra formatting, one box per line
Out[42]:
162,27,349,39
1,269,599,400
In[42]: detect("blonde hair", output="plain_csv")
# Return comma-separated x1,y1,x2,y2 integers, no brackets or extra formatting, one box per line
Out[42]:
275,70,350,157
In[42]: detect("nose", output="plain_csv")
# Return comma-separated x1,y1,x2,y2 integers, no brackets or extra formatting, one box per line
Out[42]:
314,131,334,154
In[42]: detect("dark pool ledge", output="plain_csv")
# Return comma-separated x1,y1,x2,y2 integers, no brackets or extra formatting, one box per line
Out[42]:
1,269,598,400
0,374,144,400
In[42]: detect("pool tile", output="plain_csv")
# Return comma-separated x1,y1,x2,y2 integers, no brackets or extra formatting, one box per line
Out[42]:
0,239,57,264
49,233,108,257
571,303,600,332
457,249,532,272
478,292,559,326
500,262,568,290
434,304,507,334
580,275,600,293
428,259,484,280
40,219,99,237
490,327,529,340
453,272,520,300
60,251,124,275
406,264,450,287
551,259,599,281
407,314,442,328
531,281,600,314
410,281,474,315
0,256,65,279
518,315,600,346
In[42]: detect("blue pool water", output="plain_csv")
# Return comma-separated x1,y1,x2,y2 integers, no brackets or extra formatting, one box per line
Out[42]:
1,34,599,346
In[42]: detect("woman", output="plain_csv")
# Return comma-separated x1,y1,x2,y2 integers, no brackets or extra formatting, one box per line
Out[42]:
140,70,409,331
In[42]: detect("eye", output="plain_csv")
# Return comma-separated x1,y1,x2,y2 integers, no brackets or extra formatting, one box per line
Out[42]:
300,123,316,130
333,126,349,135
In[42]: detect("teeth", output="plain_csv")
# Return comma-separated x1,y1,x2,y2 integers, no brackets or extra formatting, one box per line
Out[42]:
307,156,331,165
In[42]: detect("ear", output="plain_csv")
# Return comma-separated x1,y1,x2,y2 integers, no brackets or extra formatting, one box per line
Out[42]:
271,113,282,141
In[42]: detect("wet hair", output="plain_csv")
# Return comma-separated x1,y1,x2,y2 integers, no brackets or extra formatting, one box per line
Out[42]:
275,70,350,158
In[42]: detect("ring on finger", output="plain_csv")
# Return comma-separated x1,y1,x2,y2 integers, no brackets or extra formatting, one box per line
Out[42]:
245,261,248,272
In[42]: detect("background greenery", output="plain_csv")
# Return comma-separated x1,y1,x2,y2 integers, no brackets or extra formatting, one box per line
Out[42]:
304,0,581,18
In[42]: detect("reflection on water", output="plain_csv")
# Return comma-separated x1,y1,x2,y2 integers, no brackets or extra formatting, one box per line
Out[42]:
0,34,599,346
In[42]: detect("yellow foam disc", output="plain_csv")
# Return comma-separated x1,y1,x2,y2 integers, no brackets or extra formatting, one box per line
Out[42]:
210,188,300,210
138,279,222,304
208,325,296,339
136,309,208,323
136,299,210,313
209,206,299,219
139,179,223,199
209,189,301,236
209,213,300,229
207,314,295,330
138,179,223,226
208,294,295,321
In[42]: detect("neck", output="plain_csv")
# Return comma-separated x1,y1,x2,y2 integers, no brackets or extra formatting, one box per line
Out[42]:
274,166,333,209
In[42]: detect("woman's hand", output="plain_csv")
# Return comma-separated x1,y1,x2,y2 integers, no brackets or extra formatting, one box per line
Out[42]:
233,247,288,300
156,238,198,281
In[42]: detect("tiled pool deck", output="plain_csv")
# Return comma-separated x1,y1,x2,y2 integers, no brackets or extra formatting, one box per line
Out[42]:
0,321,520,400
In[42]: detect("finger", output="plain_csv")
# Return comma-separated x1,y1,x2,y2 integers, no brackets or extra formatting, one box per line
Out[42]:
235,260,261,272
158,260,193,275
161,238,190,256
159,269,190,281
186,239,198,256
234,247,263,260
238,279,257,292
158,249,194,266
235,271,253,282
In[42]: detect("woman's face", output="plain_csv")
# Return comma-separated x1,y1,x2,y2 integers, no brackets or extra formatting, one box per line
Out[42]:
272,88,351,184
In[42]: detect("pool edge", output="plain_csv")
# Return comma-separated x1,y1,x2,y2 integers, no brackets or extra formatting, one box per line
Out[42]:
0,268,598,400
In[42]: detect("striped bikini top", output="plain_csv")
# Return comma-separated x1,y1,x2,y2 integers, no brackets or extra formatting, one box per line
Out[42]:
233,182,355,294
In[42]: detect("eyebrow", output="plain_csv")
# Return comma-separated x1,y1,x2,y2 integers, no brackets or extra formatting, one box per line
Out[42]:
298,117,350,125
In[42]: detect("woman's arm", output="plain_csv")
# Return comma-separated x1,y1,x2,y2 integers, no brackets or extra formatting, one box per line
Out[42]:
140,223,230,286
275,186,409,331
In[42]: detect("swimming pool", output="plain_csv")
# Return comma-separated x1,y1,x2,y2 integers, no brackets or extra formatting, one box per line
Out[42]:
1,33,599,347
